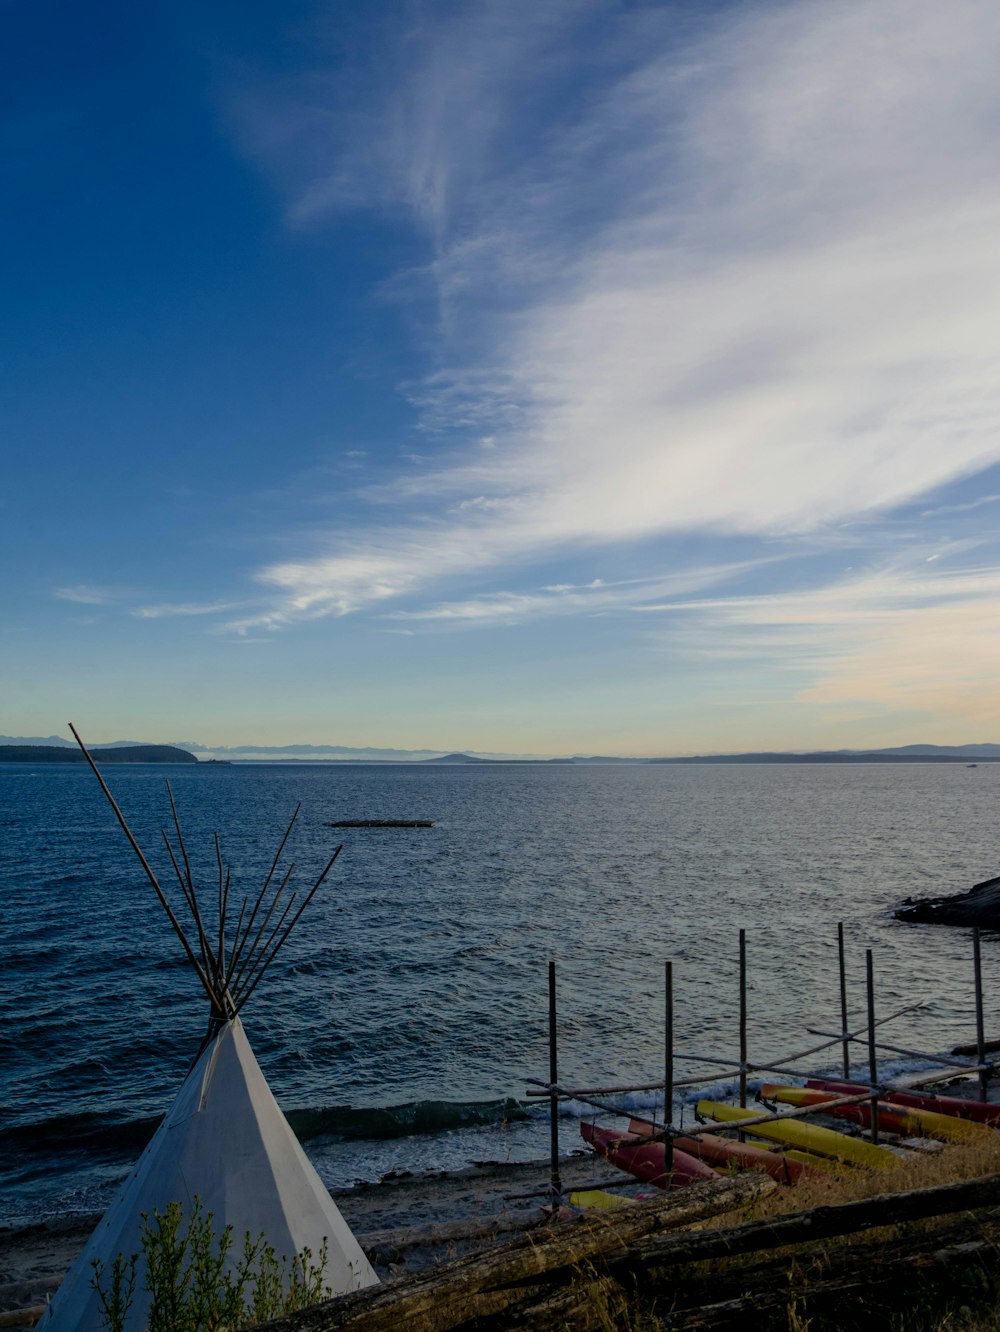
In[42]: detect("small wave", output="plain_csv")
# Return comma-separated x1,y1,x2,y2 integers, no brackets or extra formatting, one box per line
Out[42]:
3,945,64,971
288,1096,529,1143
0,1110,162,1160
0,1097,532,1169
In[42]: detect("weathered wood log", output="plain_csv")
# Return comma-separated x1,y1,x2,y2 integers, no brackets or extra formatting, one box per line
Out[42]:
259,1170,1000,1331
671,1217,1000,1328
255,1174,774,1331
495,1273,632,1330
0,1309,46,1329
614,1166,1000,1274
359,1210,547,1264
387,1206,1000,1331
502,1204,1000,1329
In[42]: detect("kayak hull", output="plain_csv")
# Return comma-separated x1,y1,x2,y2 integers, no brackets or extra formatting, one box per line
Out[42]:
696,1099,897,1168
807,1078,1000,1128
580,1121,717,1189
568,1189,636,1211
628,1118,819,1183
762,1084,929,1133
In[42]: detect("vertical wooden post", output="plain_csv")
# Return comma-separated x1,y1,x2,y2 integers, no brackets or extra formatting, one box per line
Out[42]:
838,922,850,1080
665,960,674,1178
974,928,987,1102
866,949,879,1146
548,959,562,1202
739,929,747,1112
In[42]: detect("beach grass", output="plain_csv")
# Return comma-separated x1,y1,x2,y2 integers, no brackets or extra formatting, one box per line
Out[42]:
545,1136,1000,1331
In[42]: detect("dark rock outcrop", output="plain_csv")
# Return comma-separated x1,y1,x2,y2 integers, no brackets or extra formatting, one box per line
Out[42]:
895,874,1000,930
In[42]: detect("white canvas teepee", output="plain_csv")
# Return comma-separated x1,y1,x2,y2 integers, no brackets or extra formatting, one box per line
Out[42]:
40,1019,377,1330
40,728,379,1330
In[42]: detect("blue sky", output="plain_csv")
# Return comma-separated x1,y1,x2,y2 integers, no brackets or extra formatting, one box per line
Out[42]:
5,0,1000,756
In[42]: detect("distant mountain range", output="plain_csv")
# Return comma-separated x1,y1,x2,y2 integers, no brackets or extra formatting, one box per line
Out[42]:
2,737,999,764
649,744,1000,764
0,736,450,762
0,744,197,764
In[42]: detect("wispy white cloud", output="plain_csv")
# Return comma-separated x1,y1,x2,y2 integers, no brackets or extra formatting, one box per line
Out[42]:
639,551,1000,728
232,0,1000,631
133,601,245,620
921,493,1000,518
388,561,777,626
238,0,598,241
54,585,125,605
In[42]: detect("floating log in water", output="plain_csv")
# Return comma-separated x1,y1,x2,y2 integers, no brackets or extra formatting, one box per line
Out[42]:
328,819,436,829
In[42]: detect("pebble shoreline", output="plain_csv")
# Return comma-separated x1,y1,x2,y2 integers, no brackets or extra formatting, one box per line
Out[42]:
0,1153,617,1317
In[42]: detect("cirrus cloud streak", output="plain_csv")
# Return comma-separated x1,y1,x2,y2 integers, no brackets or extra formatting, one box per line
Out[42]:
235,0,1000,650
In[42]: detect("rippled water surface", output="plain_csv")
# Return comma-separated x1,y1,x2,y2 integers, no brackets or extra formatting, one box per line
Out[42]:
2,760,998,1224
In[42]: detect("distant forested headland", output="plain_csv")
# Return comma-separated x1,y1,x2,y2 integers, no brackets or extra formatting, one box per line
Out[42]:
0,745,198,764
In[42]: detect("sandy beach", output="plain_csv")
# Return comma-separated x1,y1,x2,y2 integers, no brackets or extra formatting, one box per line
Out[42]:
0,1152,625,1321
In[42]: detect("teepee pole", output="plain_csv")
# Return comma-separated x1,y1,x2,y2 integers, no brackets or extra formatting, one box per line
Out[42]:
261,803,301,897
227,896,248,980
164,785,222,992
216,833,232,985
233,847,342,1016
227,863,284,991
225,804,303,995
220,869,232,990
68,723,223,1015
222,893,260,993
161,826,198,921
233,892,300,1004
216,832,225,972
161,828,218,981
164,782,221,988
229,864,297,995
166,782,198,908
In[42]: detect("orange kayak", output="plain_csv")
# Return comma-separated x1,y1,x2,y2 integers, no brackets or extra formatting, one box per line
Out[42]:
628,1117,819,1183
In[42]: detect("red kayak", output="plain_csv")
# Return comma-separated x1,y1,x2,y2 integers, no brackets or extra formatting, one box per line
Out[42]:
806,1078,1000,1127
628,1118,818,1183
579,1121,717,1188
759,1084,932,1138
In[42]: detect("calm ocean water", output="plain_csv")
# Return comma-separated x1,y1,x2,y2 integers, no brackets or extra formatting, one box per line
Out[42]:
1,759,998,1227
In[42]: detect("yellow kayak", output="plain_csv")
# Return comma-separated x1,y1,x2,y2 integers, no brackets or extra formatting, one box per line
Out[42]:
696,1100,897,1168
760,1084,993,1146
568,1189,637,1211
762,1144,843,1174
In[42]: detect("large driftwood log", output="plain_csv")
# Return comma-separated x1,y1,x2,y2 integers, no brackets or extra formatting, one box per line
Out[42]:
614,1167,1000,1273
360,1210,548,1264
258,1169,1000,1331
256,1174,774,1331
672,1213,1000,1328
496,1206,1000,1330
